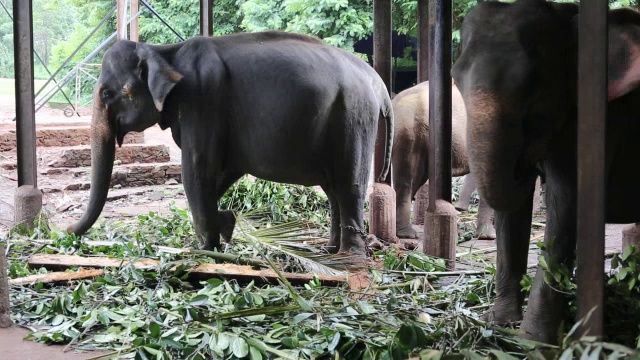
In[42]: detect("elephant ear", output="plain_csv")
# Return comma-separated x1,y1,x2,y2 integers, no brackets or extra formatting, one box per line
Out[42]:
606,9,640,101
135,42,183,112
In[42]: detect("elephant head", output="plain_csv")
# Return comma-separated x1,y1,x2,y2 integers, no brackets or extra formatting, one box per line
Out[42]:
451,0,640,212
67,41,183,236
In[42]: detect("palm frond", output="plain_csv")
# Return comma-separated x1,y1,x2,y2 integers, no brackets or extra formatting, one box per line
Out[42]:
232,214,355,277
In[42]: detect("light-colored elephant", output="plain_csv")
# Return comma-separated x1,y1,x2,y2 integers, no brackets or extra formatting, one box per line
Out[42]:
391,80,496,240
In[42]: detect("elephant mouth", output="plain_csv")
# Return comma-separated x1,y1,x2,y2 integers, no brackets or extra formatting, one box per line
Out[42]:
114,117,125,147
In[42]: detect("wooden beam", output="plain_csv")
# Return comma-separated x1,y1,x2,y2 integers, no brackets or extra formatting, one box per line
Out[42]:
576,0,607,339
9,269,105,286
130,0,139,42
117,0,128,40
28,254,347,286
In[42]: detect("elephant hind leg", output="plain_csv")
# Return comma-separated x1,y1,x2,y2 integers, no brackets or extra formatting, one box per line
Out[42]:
216,172,244,243
395,180,418,239
455,173,477,212
475,198,496,240
322,186,341,254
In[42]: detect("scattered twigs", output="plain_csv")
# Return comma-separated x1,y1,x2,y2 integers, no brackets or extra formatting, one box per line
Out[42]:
186,249,268,268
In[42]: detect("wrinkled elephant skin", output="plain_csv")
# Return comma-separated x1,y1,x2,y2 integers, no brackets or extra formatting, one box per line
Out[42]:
66,31,394,258
452,0,640,344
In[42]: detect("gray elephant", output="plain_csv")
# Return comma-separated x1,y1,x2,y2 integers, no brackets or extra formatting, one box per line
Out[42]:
66,31,393,257
452,0,640,343
391,81,496,240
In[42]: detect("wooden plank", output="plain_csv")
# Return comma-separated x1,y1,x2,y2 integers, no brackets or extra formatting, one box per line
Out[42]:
576,0,607,339
9,269,105,286
28,254,347,286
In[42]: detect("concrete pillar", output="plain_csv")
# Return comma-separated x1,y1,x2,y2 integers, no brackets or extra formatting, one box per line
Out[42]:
424,200,457,269
14,185,42,230
622,223,640,250
0,245,11,328
369,183,396,242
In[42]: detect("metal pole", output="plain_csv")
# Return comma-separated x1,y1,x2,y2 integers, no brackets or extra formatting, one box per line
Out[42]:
200,0,213,36
373,0,392,184
117,0,128,40
576,0,607,339
428,0,452,204
417,0,429,82
14,0,37,187
130,0,139,42
424,0,456,269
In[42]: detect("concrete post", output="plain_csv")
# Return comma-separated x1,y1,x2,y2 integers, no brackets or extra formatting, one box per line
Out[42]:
0,246,12,328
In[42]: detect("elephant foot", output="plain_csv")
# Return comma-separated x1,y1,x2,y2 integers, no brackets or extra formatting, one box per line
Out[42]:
476,222,497,240
519,318,561,345
324,240,340,254
480,303,523,325
397,224,418,239
454,202,470,212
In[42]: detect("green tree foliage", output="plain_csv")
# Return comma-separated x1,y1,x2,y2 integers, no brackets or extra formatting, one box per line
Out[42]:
0,0,76,79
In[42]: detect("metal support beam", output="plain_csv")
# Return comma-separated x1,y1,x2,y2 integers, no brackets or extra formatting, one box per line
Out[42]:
428,0,452,203
576,0,607,340
417,0,429,82
200,0,213,37
130,0,139,42
424,0,456,268
13,0,42,229
13,0,37,187
117,0,128,40
373,0,392,183
369,0,395,243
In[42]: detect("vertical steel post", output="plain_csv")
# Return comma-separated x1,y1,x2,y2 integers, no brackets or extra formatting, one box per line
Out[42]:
576,0,607,339
428,0,452,204
130,0,139,42
369,0,396,243
14,0,37,188
417,0,429,83
117,0,128,40
373,0,392,183
13,0,42,229
200,0,214,37
424,0,456,268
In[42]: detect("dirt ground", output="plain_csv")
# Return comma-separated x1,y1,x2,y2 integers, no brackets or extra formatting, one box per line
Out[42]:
0,86,632,358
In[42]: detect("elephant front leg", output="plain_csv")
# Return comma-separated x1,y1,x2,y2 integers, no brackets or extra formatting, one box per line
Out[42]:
520,177,577,344
483,184,534,324
183,157,220,250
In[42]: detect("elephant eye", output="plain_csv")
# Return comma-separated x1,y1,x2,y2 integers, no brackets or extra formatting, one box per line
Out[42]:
102,89,115,102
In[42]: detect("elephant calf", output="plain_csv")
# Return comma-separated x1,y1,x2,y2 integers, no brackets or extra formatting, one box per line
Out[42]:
66,31,393,257
391,81,496,240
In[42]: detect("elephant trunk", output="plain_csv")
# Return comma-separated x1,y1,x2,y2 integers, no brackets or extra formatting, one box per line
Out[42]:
66,103,115,235
465,91,535,213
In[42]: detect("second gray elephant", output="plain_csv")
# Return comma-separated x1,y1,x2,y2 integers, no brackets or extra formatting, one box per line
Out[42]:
391,81,496,240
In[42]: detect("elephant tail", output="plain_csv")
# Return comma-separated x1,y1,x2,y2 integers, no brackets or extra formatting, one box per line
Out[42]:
377,92,394,182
